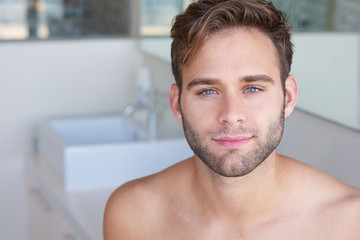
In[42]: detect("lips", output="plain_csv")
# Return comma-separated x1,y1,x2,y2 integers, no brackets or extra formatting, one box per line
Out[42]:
212,136,253,148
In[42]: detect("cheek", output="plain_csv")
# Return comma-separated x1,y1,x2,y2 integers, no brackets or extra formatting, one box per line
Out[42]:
248,96,284,125
181,98,218,128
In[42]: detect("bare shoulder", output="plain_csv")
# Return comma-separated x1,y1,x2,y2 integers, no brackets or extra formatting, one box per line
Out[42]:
316,182,360,238
322,180,360,235
103,159,191,240
282,155,360,237
103,177,157,239
285,155,360,203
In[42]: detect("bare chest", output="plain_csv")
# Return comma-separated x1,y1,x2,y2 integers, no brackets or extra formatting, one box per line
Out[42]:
147,211,358,240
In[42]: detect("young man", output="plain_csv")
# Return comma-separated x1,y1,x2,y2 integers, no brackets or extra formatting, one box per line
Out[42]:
104,0,360,239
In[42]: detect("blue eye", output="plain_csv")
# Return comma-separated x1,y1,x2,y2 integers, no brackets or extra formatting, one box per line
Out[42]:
244,86,260,93
202,89,217,95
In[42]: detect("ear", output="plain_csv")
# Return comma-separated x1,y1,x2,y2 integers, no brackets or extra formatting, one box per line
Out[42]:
284,75,298,118
169,84,183,123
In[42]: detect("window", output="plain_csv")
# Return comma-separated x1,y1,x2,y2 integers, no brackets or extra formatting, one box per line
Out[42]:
0,0,131,41
140,0,184,36
1,0,358,41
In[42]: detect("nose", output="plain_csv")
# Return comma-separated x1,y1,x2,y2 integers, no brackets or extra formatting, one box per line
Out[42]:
218,93,246,125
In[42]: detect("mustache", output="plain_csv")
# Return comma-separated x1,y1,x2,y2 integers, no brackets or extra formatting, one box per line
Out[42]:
206,126,259,136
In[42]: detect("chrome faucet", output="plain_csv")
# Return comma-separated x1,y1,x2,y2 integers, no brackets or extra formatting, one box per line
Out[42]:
123,66,159,140
122,103,157,141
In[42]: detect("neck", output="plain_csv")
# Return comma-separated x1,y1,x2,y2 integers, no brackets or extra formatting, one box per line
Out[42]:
192,151,290,226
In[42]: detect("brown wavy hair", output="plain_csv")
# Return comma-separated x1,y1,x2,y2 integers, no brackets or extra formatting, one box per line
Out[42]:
170,0,293,94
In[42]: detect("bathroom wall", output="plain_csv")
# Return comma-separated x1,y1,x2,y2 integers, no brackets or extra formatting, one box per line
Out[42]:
292,32,360,130
0,38,143,161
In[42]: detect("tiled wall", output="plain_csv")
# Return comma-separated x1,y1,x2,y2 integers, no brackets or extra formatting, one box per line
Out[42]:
273,0,360,32
335,0,360,31
273,0,332,31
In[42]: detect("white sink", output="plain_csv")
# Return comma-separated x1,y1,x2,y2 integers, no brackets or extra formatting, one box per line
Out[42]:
37,114,193,191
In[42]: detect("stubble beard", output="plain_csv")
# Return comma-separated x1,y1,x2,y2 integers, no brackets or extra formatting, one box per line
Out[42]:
181,105,285,178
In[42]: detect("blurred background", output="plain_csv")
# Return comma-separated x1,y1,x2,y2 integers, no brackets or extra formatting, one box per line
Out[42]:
0,0,359,239
1,0,359,39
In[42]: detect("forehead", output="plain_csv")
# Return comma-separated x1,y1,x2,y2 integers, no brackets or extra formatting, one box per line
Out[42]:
182,27,281,85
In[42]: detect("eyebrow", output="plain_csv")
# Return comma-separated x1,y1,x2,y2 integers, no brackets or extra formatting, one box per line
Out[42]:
186,78,220,90
186,74,275,90
240,74,275,84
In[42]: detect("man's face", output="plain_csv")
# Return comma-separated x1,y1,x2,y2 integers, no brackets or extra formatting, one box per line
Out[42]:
175,28,289,177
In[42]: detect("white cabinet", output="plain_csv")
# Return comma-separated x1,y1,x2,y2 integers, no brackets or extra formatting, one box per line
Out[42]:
27,174,79,240
26,157,114,240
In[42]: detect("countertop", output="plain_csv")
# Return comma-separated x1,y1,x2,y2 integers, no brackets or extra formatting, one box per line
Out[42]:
0,155,115,240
